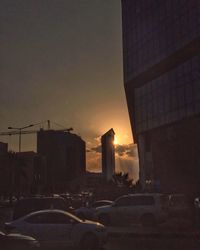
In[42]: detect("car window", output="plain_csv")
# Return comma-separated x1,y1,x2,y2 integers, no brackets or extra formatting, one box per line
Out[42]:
92,201,108,208
25,212,72,224
130,196,155,206
115,197,132,206
115,196,155,207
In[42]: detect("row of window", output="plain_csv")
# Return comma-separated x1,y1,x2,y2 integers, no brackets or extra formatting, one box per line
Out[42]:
123,1,200,80
134,56,200,133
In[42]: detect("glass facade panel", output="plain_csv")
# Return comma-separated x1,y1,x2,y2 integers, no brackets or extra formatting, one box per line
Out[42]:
122,0,200,82
134,56,200,133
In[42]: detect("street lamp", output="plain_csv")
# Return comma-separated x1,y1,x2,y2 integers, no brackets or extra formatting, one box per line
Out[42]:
8,124,34,152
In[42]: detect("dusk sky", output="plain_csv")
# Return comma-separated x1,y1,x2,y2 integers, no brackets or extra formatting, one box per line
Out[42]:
0,0,139,181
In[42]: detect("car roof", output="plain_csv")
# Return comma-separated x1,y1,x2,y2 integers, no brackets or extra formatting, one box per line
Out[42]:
116,193,164,199
94,200,113,203
17,197,65,201
18,209,81,222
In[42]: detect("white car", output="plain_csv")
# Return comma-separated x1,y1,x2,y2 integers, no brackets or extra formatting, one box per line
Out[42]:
75,200,113,220
95,193,169,226
5,209,107,250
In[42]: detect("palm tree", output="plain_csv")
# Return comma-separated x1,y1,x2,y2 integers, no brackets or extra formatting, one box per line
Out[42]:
112,172,133,188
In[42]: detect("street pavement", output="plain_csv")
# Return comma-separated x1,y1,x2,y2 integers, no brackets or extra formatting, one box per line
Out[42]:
1,206,200,250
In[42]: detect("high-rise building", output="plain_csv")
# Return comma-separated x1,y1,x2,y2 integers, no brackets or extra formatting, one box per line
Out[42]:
101,129,115,181
0,142,8,155
121,0,200,193
37,130,86,192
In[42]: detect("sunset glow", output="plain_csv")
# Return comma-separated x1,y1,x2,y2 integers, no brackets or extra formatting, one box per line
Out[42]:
114,137,119,145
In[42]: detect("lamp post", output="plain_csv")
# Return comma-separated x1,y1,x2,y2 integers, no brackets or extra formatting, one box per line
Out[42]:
8,124,34,152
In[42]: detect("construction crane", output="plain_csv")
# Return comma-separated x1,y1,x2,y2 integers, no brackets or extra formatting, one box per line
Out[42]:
0,120,73,151
0,128,73,136
0,120,73,136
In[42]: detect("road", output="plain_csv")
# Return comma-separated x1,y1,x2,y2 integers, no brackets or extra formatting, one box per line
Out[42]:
0,206,200,250
105,235,199,250
36,236,199,250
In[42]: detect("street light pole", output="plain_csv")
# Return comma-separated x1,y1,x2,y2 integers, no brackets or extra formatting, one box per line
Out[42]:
8,124,34,152
19,128,22,152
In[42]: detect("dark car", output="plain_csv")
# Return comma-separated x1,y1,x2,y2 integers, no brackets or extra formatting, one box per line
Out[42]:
0,231,39,250
13,197,69,220
75,200,113,220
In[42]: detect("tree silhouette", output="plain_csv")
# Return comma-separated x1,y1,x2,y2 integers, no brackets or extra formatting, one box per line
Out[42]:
112,172,133,188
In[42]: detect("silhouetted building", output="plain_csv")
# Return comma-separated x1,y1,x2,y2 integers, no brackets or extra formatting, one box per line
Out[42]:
37,129,86,192
122,0,200,193
0,142,8,155
15,151,38,196
101,129,115,181
13,152,46,195
84,172,103,189
0,150,46,198
0,142,10,197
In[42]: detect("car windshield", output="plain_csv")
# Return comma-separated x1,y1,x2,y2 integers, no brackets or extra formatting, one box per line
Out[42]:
25,210,82,224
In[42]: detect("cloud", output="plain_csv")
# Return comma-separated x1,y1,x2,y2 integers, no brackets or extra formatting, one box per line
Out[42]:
90,145,101,154
115,143,138,158
86,151,101,173
115,156,139,182
87,143,139,181
89,143,138,159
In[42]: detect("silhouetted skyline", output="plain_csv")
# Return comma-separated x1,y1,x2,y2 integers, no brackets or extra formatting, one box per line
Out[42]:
0,1,138,180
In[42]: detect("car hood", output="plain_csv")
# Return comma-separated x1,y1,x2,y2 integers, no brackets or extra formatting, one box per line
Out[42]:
82,219,104,227
7,233,37,241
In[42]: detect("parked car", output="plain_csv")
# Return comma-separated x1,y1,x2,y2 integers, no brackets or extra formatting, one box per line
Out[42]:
75,200,113,220
5,209,107,250
95,193,169,226
0,231,40,250
168,194,194,218
13,197,70,220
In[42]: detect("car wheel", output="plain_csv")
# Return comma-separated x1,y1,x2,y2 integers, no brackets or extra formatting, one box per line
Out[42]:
98,214,110,226
80,233,98,250
140,214,156,227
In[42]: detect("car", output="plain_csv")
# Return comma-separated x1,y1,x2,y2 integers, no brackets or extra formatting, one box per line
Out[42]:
0,230,40,250
12,197,70,220
95,193,169,226
75,200,113,220
5,209,107,250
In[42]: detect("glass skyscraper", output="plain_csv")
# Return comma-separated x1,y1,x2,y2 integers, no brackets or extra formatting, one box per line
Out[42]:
121,0,200,193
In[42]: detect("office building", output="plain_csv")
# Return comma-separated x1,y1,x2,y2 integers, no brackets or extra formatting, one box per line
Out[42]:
121,0,200,193
0,142,8,155
101,129,115,181
37,129,86,192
